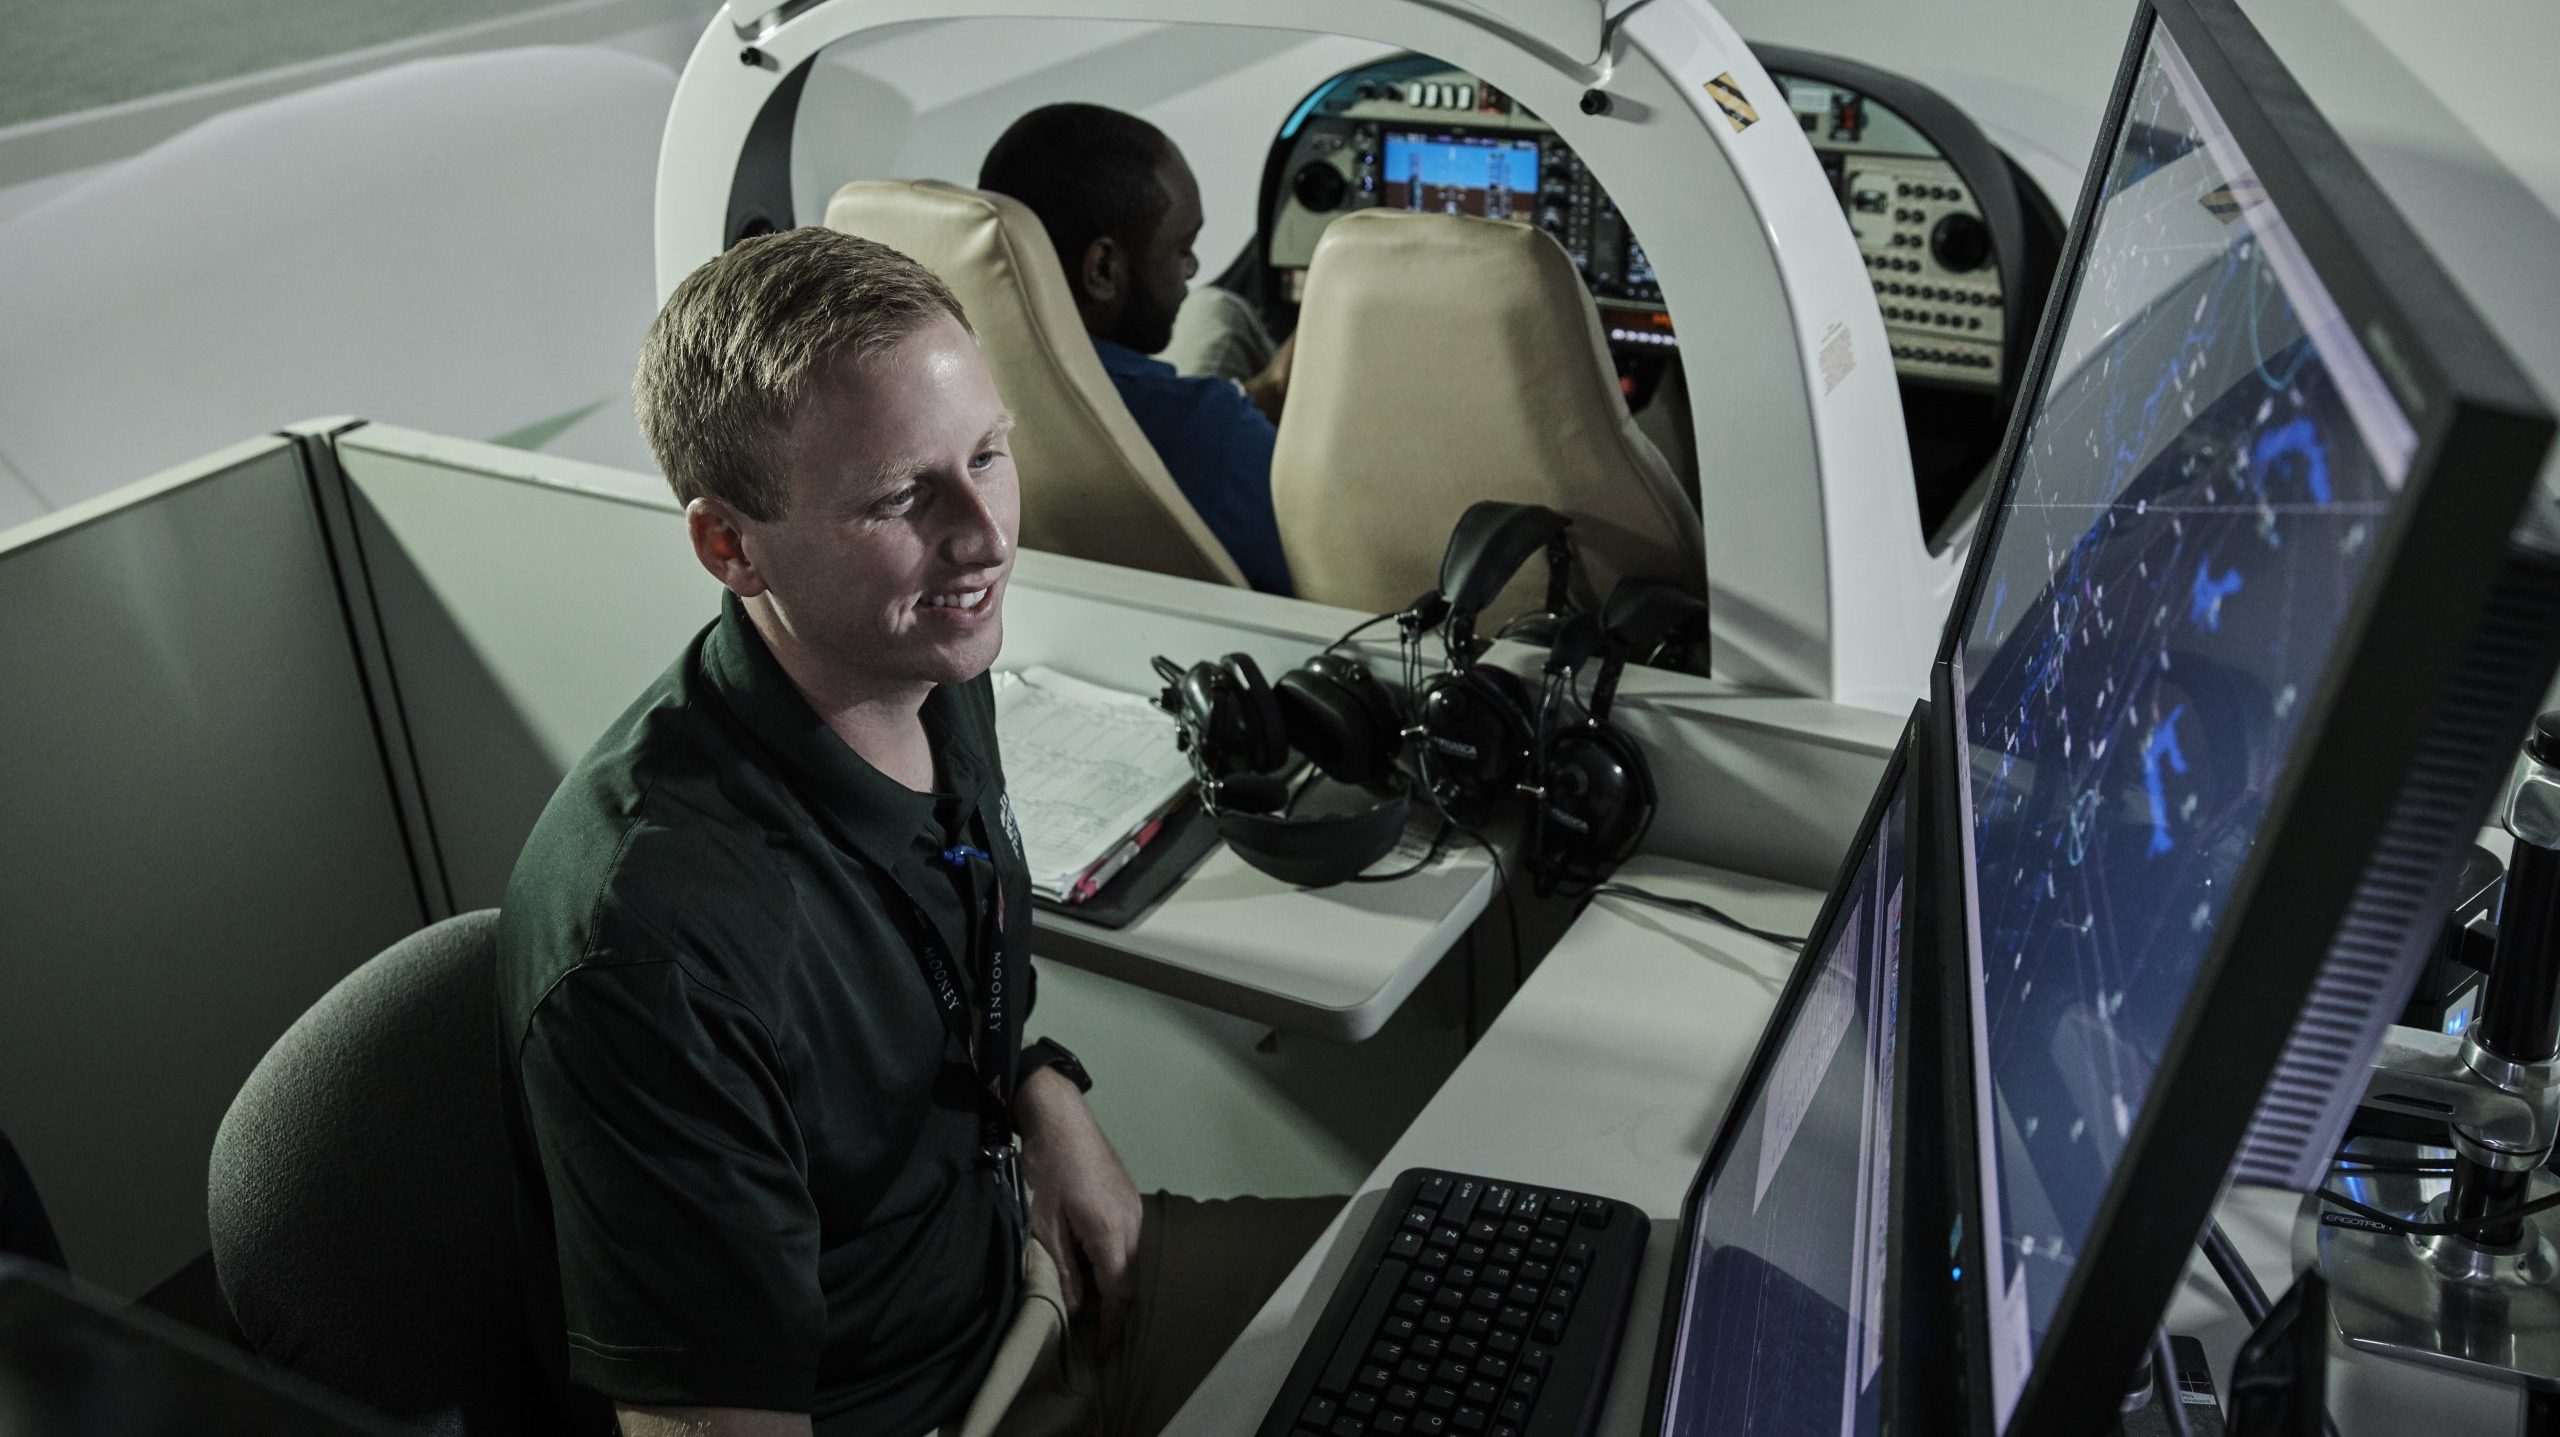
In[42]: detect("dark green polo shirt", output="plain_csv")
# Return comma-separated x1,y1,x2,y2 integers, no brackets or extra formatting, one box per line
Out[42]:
497,592,1034,1436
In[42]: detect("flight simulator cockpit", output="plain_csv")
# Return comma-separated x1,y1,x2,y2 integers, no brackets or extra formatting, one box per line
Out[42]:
1240,49,2064,542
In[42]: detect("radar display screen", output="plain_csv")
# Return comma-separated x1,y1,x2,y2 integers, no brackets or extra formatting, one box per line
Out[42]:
1381,131,1539,221
1659,761,1907,1437
1948,18,2419,1425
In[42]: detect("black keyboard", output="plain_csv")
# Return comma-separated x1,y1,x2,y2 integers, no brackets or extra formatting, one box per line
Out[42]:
1256,1168,1649,1437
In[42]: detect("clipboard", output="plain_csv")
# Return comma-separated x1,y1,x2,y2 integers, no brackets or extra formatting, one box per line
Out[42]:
1031,797,1221,930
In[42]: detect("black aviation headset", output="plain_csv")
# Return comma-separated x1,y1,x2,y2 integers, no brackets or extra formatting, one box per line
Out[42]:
1405,503,1582,826
1520,578,1711,894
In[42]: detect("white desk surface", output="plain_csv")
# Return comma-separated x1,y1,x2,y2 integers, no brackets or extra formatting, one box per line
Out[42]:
1161,856,2528,1436
1030,828,1495,1043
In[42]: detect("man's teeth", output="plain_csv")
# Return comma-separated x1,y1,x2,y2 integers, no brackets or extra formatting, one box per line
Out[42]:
923,589,988,610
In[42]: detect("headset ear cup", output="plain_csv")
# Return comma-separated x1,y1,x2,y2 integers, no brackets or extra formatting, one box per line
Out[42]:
1222,653,1289,773
1538,724,1655,885
1280,654,1403,789
1219,788,1411,888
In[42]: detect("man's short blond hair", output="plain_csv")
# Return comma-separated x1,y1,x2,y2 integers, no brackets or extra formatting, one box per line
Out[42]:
636,227,972,521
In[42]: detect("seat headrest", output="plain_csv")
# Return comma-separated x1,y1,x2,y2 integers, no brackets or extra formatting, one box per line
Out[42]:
1271,210,1706,630
823,180,1245,589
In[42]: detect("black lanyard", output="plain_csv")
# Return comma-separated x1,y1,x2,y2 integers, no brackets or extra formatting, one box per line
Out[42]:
900,838,1026,1245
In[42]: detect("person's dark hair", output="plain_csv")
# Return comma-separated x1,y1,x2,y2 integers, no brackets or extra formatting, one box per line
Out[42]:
979,103,1176,292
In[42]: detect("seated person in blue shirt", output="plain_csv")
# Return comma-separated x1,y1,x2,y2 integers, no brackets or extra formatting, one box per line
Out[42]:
979,103,1297,596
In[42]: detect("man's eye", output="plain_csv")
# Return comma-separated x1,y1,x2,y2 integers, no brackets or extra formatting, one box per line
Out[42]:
970,448,1004,472
875,486,919,515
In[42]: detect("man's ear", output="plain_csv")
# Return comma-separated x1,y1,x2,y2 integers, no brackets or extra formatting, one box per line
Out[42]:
687,497,769,598
1078,234,1124,306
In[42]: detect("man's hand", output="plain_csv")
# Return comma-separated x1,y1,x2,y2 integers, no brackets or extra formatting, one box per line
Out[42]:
1016,1065,1144,1353
1242,332,1296,424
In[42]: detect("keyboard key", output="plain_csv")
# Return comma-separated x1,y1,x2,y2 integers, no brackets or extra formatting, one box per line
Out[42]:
1411,1336,1445,1362
1483,1266,1513,1289
1304,1397,1338,1427
1533,1311,1565,1344
1545,1285,1573,1311
1500,1397,1529,1424
1493,1426,1519,1437
1384,1318,1417,1343
1333,1418,1365,1437
1435,1360,1470,1387
1475,1354,1510,1381
1514,1192,1545,1223
1400,1359,1433,1385
1498,1305,1531,1330
1394,1294,1428,1318
1464,1381,1499,1406
1536,1217,1570,1239
1403,1207,1434,1232
1526,1239,1559,1262
1459,1243,1491,1265
1448,1336,1480,1361
1417,1175,1452,1207
1565,1239,1595,1265
1501,1221,1532,1243
1519,1346,1551,1373
1468,1289,1503,1313
1424,1385,1458,1411
1386,1385,1421,1410
1557,1263,1585,1290
1512,1369,1543,1398
1423,1312,1457,1336
1518,1261,1551,1284
1494,1243,1526,1266
1546,1197,1580,1222
1346,1393,1379,1417
1324,1261,1410,1394
1467,1219,1501,1243
1390,1232,1424,1259
1410,1412,1449,1437
1453,1406,1488,1433
1429,1226,1463,1249
1360,1365,1393,1390
1458,1312,1493,1337
1579,1200,1613,1228
1374,1413,1408,1437
1372,1340,1405,1365
1508,1284,1541,1307
1445,1180,1481,1224
1483,1187,1515,1218
1449,1264,1480,1289
1487,1331,1521,1355
1407,1270,1442,1294
1432,1289,1467,1312
1420,1249,1451,1272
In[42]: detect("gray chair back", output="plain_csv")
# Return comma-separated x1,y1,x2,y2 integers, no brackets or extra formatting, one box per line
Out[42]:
210,910,540,1437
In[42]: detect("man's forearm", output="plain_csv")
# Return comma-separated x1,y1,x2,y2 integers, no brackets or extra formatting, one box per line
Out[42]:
617,1405,813,1437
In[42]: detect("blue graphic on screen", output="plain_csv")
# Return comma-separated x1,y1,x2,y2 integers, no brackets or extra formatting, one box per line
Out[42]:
1950,21,2418,1425
1383,132,1538,219
1662,768,1905,1437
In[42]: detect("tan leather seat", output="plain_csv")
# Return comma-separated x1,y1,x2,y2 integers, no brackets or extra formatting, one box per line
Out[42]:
1272,210,1706,628
823,179,1245,587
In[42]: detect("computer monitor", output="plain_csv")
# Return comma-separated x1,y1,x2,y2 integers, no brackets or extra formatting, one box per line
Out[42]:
1380,130,1539,219
1932,0,2560,1431
1642,705,1920,1437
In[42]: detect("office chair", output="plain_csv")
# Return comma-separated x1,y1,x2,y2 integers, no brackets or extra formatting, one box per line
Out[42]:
209,910,543,1437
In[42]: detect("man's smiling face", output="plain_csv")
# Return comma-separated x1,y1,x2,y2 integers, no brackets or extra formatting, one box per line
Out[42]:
738,313,1021,696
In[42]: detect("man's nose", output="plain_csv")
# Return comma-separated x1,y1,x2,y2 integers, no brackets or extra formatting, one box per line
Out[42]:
945,475,1011,569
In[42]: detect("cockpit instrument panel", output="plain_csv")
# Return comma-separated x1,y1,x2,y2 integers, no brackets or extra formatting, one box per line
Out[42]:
1266,62,1675,356
1772,73,2006,392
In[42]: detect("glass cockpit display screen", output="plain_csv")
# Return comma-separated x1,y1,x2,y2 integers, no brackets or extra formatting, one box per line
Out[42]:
1659,760,1906,1437
1949,17,2420,1426
1381,131,1539,220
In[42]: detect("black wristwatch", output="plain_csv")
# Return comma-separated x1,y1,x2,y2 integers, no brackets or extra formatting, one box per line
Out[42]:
1019,1037,1093,1094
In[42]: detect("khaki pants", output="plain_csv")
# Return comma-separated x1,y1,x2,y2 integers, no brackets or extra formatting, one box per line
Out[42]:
946,1191,1342,1437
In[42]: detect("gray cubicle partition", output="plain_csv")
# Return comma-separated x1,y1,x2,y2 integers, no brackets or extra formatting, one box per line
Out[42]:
327,425,720,912
0,438,427,1294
